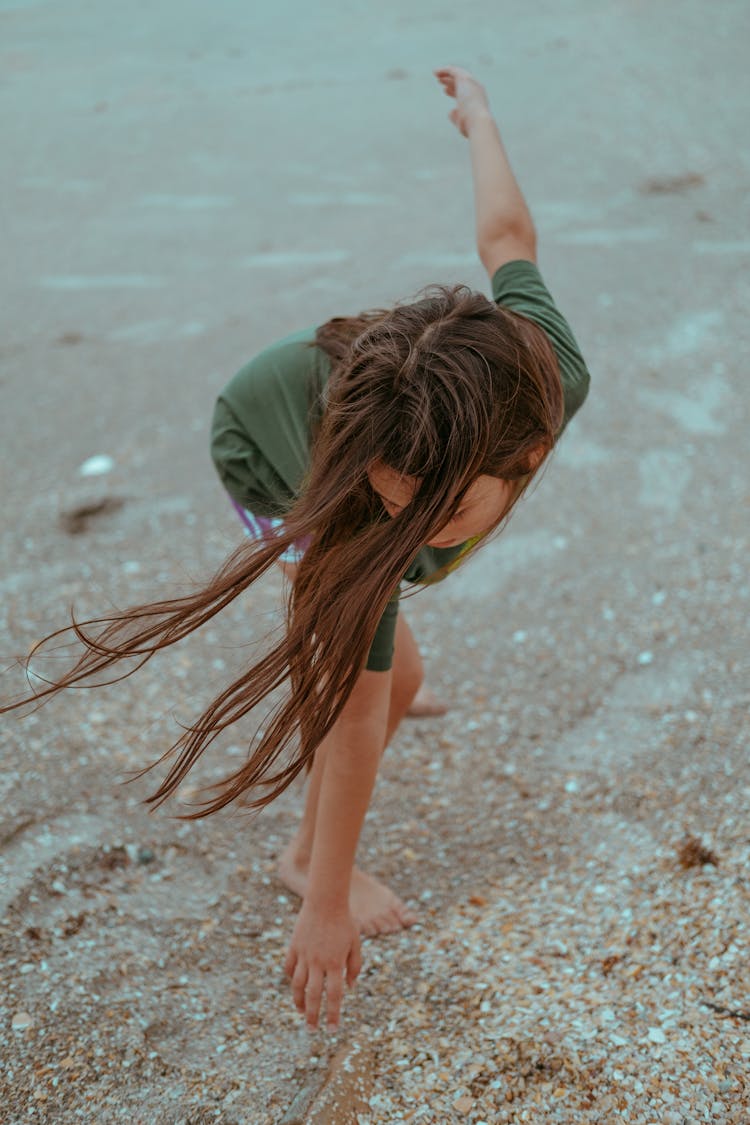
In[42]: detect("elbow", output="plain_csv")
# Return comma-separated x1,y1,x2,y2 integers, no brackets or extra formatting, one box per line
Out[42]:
479,212,536,243
477,221,538,274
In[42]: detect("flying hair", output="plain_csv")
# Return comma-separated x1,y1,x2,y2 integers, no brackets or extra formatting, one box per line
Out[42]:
2,284,564,816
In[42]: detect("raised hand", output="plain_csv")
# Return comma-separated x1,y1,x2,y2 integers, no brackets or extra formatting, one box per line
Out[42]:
434,65,492,138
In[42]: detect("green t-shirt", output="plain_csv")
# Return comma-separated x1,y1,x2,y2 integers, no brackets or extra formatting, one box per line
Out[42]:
211,259,591,671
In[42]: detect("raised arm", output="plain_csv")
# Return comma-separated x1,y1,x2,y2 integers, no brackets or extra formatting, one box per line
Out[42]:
434,66,537,276
283,665,392,1030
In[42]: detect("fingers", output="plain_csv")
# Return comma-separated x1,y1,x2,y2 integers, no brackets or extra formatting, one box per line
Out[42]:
434,65,473,91
291,959,325,1028
346,941,362,988
283,945,296,980
434,68,456,96
288,955,355,1031
285,924,360,1031
290,961,307,1016
325,970,344,1032
304,966,325,1029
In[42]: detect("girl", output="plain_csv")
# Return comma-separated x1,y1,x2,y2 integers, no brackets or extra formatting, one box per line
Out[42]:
5,67,590,1032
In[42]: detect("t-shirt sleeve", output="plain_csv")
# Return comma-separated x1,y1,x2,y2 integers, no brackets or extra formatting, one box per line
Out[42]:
365,591,400,672
491,259,591,429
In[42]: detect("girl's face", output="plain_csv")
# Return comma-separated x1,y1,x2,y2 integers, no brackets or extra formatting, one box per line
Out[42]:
367,462,515,549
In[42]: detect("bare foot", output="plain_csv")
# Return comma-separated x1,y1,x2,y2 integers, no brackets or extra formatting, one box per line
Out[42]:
278,841,419,938
406,684,449,718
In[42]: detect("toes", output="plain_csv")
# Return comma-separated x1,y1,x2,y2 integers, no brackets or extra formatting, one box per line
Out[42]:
359,907,418,938
391,897,418,926
378,910,405,934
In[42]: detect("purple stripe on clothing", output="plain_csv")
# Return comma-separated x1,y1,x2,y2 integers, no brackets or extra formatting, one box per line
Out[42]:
229,499,310,564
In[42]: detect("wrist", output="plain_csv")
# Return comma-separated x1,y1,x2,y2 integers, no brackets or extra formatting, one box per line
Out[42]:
466,106,495,135
304,886,350,913
305,836,353,912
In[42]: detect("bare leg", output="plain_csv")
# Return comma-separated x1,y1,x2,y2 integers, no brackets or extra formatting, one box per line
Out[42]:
278,612,424,936
406,684,449,717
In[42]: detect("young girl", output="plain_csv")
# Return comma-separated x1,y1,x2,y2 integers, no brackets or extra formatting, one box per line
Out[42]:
5,66,590,1032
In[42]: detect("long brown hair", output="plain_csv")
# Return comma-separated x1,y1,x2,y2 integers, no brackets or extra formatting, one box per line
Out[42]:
3,284,563,816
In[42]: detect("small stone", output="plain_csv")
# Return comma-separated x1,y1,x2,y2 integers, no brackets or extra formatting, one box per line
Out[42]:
648,1026,666,1043
638,651,654,666
78,454,114,476
453,1095,474,1113
12,1011,33,1030
20,963,35,975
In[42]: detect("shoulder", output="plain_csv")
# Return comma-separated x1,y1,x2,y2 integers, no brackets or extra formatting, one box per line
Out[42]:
490,258,550,309
221,325,327,403
236,324,322,378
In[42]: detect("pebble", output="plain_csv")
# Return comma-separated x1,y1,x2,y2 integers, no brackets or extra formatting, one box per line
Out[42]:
648,1027,666,1043
12,1011,33,1030
78,454,115,476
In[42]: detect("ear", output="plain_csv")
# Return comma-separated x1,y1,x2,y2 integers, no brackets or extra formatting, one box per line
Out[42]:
527,442,549,471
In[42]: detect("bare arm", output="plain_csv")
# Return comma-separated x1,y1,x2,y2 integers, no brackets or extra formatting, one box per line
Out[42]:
283,665,392,1031
435,66,537,275
306,668,392,909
